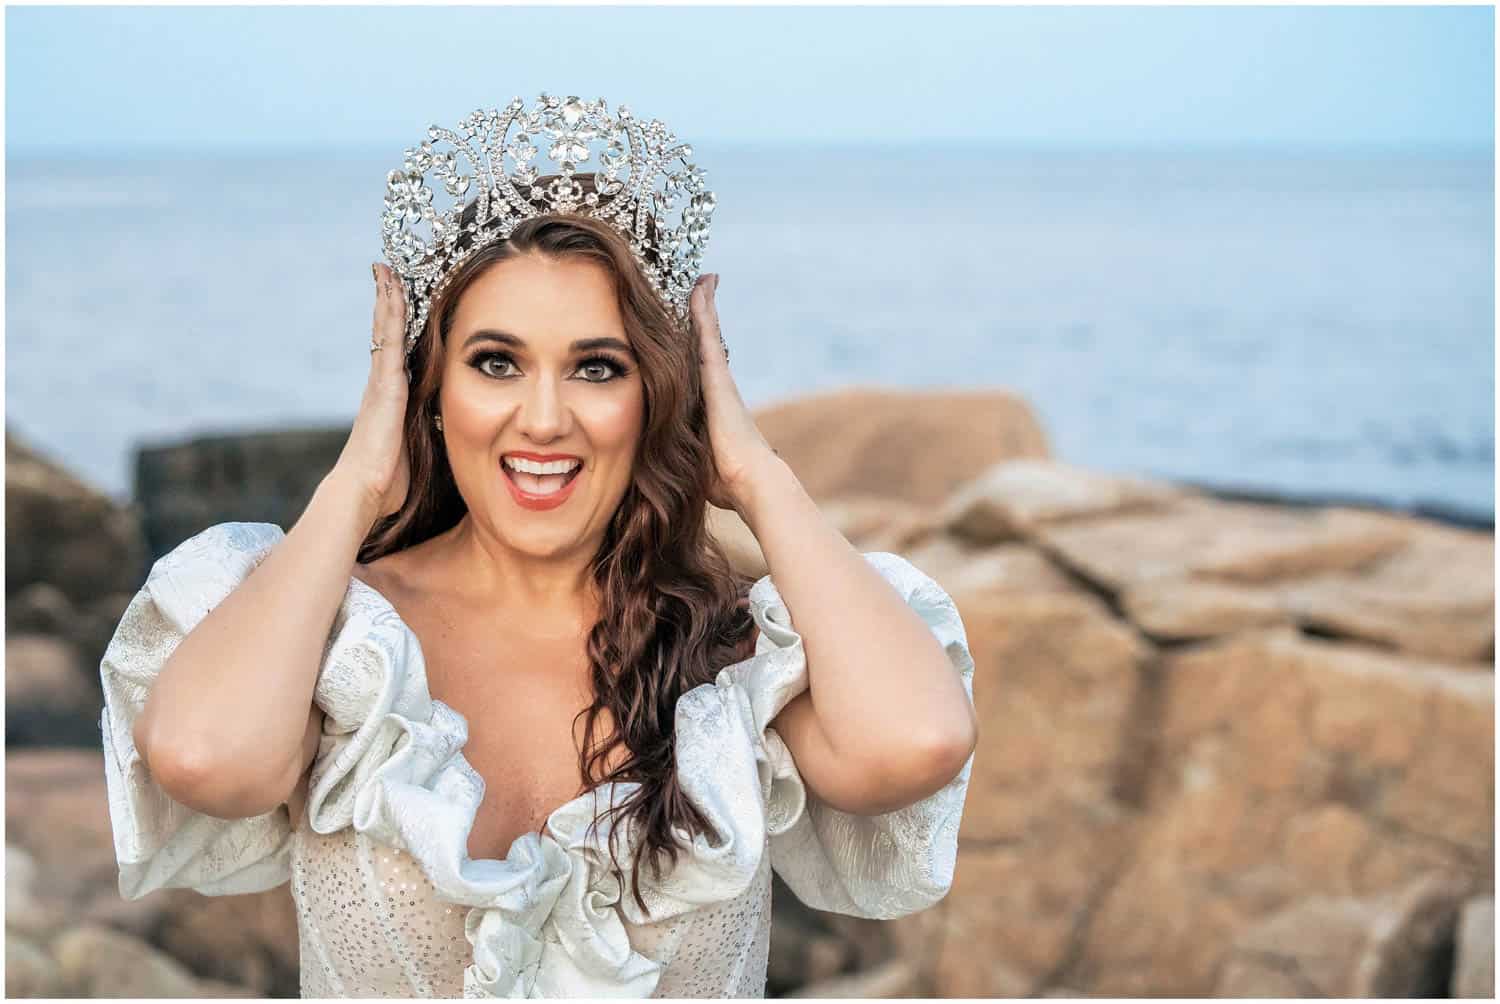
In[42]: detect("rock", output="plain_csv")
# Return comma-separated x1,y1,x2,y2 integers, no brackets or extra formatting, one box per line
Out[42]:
51,923,203,997
1272,520,1494,662
5,930,61,997
902,536,1078,599
1215,872,1473,996
1077,628,1492,996
785,957,919,997
928,585,1148,997
1121,577,1290,642
1038,497,1411,594
817,495,946,554
195,977,262,997
955,588,1151,842
7,581,77,635
6,633,104,748
1454,896,1495,998
6,585,138,702
8,843,40,902
7,843,69,941
935,816,1137,998
750,387,1050,508
819,913,895,973
6,749,301,996
941,459,1190,543
6,428,147,603
155,888,300,997
133,426,348,560
707,504,765,580
6,750,121,902
765,891,858,995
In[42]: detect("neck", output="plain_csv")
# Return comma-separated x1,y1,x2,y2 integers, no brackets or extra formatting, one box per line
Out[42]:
437,516,602,631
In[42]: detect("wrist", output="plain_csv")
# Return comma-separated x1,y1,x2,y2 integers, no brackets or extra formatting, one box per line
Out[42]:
317,467,387,537
729,451,799,531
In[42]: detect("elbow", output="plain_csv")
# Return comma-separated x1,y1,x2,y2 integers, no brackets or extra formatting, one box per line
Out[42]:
850,730,974,816
895,710,977,798
144,741,291,820
915,723,977,790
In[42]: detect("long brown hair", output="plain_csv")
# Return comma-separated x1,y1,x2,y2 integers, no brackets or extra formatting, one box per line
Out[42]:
359,173,758,917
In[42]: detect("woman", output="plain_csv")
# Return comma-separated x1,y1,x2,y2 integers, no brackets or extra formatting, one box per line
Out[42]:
99,94,978,998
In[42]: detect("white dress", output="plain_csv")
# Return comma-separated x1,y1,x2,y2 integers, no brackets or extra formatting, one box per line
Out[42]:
98,522,976,998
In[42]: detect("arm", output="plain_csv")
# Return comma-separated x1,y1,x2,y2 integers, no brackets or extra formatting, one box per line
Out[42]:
743,454,978,816
133,472,380,818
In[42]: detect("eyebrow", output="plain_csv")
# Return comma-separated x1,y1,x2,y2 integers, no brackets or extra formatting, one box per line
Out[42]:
460,329,635,355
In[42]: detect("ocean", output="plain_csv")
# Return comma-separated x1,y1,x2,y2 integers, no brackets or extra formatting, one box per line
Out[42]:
6,145,1493,524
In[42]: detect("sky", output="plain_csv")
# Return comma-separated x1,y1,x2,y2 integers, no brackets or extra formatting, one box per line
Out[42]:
5,4,1495,155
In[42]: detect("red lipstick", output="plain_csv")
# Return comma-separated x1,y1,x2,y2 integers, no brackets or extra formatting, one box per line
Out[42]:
501,455,583,511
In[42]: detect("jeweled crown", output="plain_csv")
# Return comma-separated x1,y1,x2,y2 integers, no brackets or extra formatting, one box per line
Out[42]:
380,93,716,355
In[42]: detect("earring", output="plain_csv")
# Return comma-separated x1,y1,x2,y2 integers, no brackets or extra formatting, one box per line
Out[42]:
433,412,444,432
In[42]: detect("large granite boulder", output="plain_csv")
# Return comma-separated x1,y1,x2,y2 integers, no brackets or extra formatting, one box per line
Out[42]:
1071,627,1492,996
6,429,147,604
751,387,1051,507
1215,872,1474,997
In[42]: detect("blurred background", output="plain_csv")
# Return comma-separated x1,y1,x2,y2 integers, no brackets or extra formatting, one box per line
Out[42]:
5,4,1495,1000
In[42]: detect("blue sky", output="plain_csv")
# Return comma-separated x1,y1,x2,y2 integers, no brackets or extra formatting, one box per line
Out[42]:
6,5,1494,155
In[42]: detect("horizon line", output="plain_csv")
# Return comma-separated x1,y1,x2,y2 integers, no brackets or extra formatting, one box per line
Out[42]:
9,138,1495,163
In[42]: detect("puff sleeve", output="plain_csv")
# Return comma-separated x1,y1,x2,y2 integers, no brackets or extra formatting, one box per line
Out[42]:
98,521,297,900
737,552,975,919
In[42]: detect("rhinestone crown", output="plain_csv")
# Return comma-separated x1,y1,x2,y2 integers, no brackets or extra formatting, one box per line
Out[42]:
380,93,716,355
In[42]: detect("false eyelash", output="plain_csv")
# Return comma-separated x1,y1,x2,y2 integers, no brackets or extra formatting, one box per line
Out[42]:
466,350,630,381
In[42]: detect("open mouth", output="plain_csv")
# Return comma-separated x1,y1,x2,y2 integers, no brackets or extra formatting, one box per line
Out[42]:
502,463,583,497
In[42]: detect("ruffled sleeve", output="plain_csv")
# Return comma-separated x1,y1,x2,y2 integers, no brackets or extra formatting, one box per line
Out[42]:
727,551,975,919
99,521,298,900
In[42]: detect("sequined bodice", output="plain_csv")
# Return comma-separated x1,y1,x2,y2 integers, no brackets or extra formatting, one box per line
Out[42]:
289,808,773,998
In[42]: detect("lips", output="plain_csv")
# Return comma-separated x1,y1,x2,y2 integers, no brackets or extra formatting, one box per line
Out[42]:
501,460,583,510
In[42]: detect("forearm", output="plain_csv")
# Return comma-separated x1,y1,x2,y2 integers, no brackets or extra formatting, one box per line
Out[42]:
135,469,380,801
734,455,976,769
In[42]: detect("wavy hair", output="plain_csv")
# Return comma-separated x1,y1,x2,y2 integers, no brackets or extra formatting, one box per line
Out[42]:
358,173,759,917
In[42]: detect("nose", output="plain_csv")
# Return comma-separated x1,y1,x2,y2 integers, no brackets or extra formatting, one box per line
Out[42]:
514,371,569,443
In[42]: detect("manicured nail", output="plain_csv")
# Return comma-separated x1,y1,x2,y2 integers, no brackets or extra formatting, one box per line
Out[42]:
711,274,720,294
372,264,381,289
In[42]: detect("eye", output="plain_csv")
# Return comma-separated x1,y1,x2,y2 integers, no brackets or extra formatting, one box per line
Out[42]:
470,351,519,379
466,350,630,383
577,354,629,383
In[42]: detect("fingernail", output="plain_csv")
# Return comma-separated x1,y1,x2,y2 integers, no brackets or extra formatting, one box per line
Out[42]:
372,264,381,288
711,274,720,294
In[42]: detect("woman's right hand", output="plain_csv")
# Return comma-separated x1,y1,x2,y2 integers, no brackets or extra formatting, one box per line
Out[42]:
333,263,412,525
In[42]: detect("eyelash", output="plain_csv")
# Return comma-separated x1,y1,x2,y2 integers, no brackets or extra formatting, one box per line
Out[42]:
466,350,630,383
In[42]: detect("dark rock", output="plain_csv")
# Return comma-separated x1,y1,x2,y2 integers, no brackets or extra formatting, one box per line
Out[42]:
5,634,104,748
133,427,348,560
6,429,147,604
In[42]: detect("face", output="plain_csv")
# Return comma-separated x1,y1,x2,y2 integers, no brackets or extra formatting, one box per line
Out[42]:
437,252,645,559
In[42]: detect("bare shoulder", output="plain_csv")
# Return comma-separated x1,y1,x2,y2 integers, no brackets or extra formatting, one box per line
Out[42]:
352,542,430,600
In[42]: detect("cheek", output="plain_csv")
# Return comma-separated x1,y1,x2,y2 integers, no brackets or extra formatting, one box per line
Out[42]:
584,393,645,453
444,391,507,437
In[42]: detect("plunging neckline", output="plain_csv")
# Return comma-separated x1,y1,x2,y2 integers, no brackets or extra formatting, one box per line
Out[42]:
342,572,618,868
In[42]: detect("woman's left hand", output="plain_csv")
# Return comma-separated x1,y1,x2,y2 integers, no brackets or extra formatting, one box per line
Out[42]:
690,273,779,514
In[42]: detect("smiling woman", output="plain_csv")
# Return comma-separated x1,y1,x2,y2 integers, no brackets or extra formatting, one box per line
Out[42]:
99,95,975,999
360,187,764,900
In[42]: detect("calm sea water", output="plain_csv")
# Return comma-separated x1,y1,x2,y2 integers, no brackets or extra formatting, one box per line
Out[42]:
6,145,1494,523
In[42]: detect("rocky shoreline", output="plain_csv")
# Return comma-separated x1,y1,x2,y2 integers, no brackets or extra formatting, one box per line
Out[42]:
6,387,1494,997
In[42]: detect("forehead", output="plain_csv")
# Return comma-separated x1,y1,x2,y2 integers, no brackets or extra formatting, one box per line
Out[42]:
452,254,626,343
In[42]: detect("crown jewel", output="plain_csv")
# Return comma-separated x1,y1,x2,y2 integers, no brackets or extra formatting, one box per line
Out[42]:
380,93,716,355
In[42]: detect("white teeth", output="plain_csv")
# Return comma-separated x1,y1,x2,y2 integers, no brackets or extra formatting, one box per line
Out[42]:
503,456,582,475
508,468,572,495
